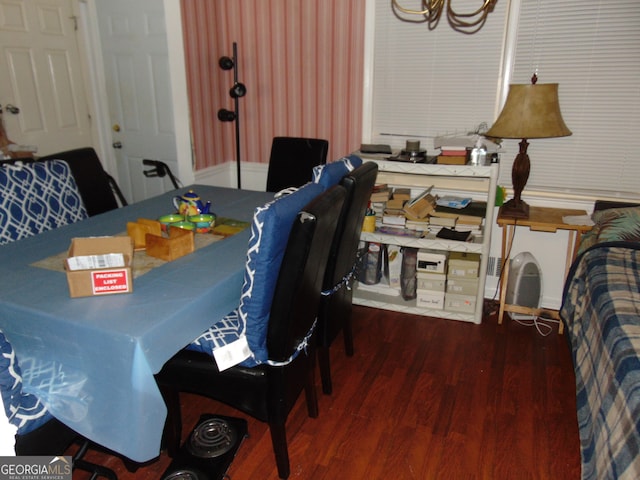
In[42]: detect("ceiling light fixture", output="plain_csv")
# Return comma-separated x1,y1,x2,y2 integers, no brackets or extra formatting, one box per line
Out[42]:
391,0,497,32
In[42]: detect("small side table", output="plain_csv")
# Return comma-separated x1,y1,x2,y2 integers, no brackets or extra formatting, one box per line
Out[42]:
497,206,593,334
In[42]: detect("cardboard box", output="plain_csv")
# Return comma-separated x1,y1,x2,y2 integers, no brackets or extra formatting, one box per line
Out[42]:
447,252,480,278
65,236,134,298
446,277,479,296
417,249,447,274
417,272,446,292
416,289,444,309
444,293,477,313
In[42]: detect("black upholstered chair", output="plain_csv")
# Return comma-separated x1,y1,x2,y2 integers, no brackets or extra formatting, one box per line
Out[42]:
317,162,378,394
1,147,127,216
265,136,328,193
156,185,346,480
38,147,127,215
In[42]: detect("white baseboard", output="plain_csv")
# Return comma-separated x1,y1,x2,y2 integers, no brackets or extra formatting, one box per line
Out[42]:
194,161,268,191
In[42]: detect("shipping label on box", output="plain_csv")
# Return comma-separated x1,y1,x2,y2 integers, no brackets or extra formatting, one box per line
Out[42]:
417,249,447,274
91,269,131,295
447,251,480,278
65,236,134,298
417,272,446,292
417,289,445,309
446,277,479,296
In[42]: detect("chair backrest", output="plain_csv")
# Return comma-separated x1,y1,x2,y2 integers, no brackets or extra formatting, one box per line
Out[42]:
38,147,126,215
266,137,329,193
267,185,346,362
324,162,379,290
0,159,89,244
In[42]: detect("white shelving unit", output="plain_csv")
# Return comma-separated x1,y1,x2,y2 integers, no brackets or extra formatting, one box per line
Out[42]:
354,157,499,324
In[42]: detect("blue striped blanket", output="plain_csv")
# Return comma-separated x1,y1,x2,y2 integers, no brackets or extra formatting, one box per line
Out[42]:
561,241,640,480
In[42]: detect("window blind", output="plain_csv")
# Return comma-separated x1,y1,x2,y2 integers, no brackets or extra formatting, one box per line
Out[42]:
369,0,640,199
369,0,508,150
504,0,640,197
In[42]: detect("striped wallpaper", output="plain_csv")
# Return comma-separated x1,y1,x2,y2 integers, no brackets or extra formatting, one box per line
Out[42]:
180,0,366,170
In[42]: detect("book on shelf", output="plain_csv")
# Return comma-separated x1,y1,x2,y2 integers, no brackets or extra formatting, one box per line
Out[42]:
376,225,423,238
428,216,457,227
405,218,430,231
435,227,472,242
386,197,406,210
370,184,390,202
436,196,472,209
403,187,436,219
432,201,486,225
392,187,411,202
382,213,406,227
438,147,468,156
436,155,467,165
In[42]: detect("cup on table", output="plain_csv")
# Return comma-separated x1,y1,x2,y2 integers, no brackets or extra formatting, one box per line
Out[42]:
170,221,195,231
188,213,216,233
158,214,185,232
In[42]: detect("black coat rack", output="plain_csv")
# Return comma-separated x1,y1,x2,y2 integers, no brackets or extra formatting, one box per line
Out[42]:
217,42,246,189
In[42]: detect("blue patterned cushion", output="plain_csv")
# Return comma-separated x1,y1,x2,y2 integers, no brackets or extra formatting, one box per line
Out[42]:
312,154,362,190
0,330,52,434
0,160,88,245
188,182,324,367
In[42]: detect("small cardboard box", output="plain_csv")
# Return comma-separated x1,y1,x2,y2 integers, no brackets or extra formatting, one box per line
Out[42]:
417,272,446,292
65,236,134,298
446,277,479,296
417,249,448,274
447,251,480,278
444,292,477,314
416,289,445,309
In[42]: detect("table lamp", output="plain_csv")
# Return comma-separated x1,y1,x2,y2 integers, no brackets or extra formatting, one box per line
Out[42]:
486,74,571,219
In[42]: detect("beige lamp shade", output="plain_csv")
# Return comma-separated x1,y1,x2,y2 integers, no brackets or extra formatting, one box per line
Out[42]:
485,83,572,139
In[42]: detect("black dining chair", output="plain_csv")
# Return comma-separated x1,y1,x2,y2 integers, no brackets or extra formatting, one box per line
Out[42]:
38,147,127,214
156,184,346,480
316,162,379,394
265,136,329,193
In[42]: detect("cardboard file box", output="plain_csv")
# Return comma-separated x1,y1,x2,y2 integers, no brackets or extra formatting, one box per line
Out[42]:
417,289,444,309
444,292,477,314
447,252,480,278
417,249,447,274
446,277,479,296
417,272,446,292
65,236,134,298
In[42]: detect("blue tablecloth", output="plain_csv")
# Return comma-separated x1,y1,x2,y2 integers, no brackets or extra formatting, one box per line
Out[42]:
0,185,273,462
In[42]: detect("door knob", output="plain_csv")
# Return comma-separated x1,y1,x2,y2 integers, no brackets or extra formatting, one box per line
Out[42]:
112,141,122,149
2,104,20,114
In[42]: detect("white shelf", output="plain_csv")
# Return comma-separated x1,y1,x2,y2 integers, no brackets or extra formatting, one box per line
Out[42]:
352,283,477,323
356,157,499,324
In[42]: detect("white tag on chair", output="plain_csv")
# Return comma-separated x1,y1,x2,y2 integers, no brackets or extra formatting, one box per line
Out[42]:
213,336,251,371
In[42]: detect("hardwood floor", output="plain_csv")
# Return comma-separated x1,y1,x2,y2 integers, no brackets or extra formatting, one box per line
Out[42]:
71,303,581,479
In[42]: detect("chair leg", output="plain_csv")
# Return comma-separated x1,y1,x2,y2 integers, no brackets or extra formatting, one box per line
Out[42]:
159,385,183,458
304,353,319,417
317,346,333,395
268,422,290,480
71,440,118,480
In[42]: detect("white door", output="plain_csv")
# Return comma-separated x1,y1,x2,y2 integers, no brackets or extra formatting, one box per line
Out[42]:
0,0,93,155
95,0,178,203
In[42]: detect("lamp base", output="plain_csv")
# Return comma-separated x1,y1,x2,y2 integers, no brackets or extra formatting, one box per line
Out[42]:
499,198,530,219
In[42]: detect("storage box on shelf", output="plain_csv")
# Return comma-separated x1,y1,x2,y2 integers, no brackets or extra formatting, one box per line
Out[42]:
354,157,499,324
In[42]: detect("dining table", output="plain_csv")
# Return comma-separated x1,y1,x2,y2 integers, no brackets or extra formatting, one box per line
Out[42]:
0,185,274,463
